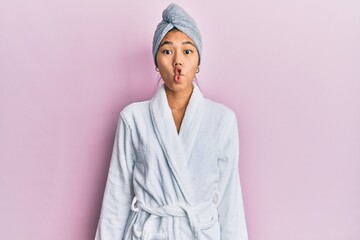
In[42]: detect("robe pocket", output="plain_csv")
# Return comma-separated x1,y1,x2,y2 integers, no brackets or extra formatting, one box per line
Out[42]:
132,226,168,240
197,206,218,227
201,221,221,240
198,207,220,240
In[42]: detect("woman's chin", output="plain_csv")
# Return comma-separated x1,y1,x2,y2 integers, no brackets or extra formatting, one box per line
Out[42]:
164,80,193,94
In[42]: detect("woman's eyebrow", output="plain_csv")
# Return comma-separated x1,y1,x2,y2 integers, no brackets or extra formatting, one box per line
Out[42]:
160,41,195,47
160,41,173,47
182,41,195,46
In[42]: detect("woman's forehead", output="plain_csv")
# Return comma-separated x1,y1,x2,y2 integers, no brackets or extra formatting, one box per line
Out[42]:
160,30,194,45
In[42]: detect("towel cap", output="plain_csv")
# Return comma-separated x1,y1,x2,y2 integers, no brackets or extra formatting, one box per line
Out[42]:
152,3,202,66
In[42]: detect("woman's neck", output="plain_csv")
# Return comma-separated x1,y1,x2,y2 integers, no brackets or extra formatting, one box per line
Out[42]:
164,85,193,133
164,85,193,110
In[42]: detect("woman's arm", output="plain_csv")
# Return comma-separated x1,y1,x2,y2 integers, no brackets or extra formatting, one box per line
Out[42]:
217,114,248,240
95,114,135,240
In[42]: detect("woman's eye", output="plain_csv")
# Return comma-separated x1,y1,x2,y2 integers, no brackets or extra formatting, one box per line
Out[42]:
184,49,192,54
163,50,172,55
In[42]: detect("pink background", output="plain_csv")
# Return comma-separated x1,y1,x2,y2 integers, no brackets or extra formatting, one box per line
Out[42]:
1,0,359,239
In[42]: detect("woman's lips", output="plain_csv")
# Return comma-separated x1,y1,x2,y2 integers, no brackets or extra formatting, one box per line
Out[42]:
174,68,182,83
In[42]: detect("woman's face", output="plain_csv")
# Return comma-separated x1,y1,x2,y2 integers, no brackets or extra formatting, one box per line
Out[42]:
156,30,199,95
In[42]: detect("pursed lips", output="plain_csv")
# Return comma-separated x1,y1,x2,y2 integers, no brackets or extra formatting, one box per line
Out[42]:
174,68,183,82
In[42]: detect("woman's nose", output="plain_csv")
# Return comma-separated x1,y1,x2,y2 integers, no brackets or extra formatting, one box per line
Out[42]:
173,52,183,66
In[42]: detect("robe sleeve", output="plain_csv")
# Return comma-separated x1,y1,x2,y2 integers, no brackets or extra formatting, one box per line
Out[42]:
217,113,248,240
95,114,135,240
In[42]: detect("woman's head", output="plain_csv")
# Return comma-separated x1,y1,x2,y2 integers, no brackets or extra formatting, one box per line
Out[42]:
152,3,202,93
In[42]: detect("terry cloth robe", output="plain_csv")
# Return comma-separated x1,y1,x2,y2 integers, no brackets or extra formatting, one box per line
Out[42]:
95,84,248,240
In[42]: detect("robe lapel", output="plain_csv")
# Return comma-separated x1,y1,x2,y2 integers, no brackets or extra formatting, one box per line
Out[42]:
178,84,205,165
149,84,205,205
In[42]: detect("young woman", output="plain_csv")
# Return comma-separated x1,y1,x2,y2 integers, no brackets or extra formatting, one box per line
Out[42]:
95,3,248,240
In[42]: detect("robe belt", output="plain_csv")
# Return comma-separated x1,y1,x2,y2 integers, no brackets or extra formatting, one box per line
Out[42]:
131,193,219,240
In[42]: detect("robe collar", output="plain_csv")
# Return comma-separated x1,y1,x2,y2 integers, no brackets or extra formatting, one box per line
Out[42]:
149,83,205,204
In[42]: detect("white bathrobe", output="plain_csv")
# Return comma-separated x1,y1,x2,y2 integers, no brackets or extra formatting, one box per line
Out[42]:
95,84,248,240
